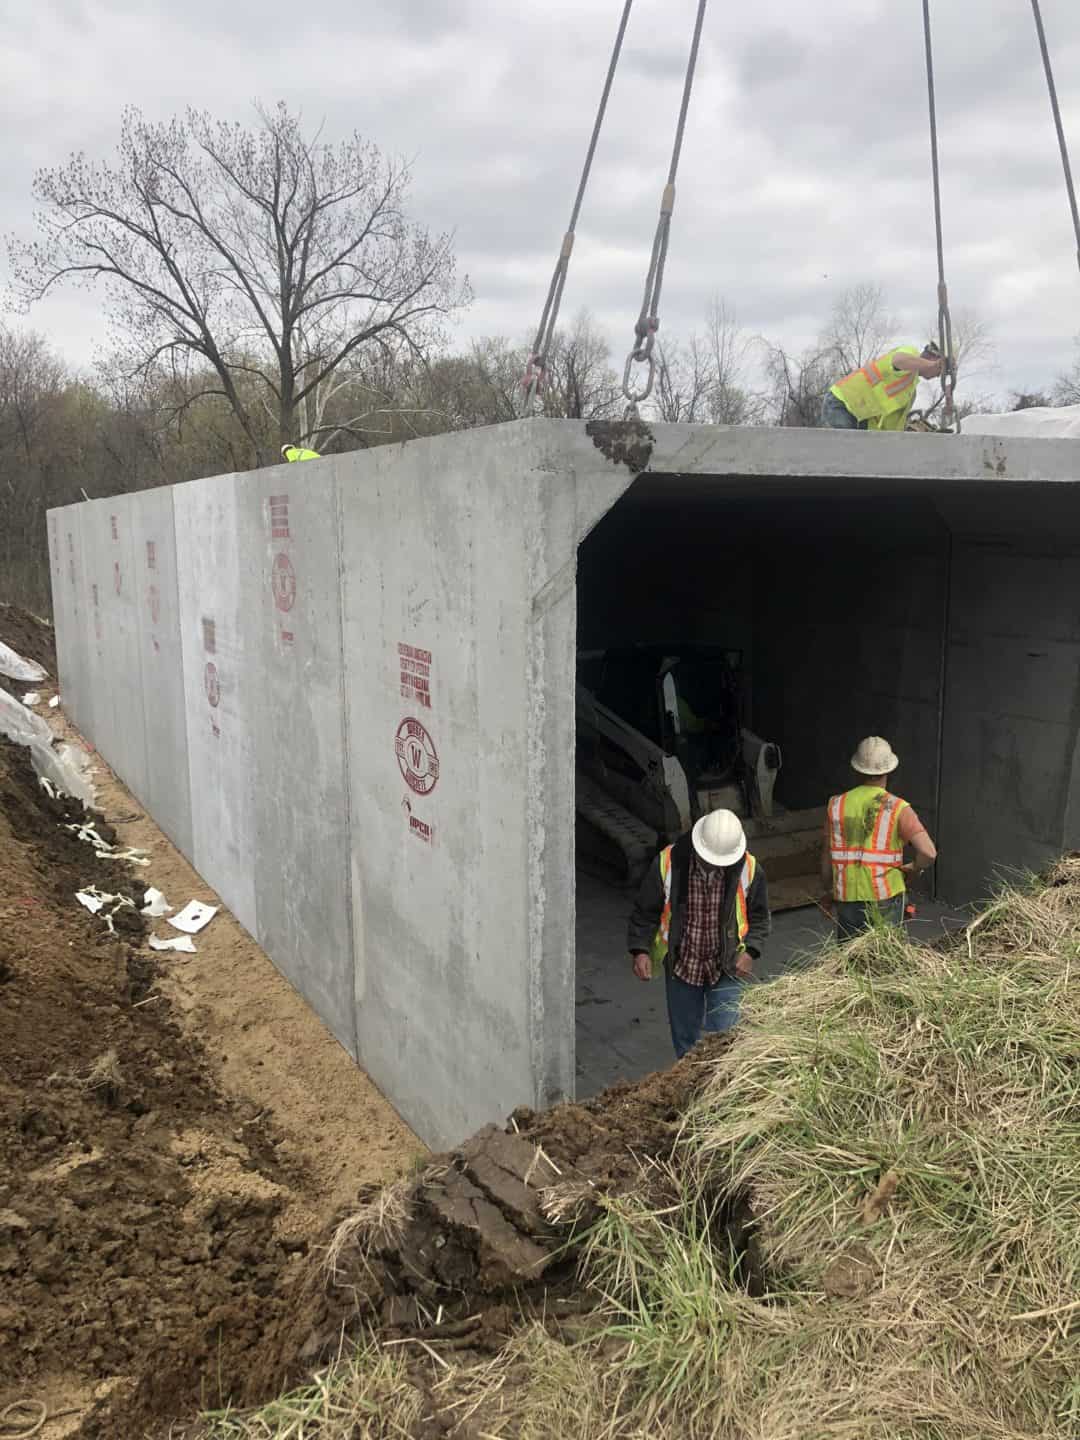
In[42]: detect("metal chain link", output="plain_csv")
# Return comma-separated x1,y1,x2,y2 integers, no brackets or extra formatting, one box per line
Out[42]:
519,0,635,414
922,0,959,432
1030,0,1080,278
622,0,710,414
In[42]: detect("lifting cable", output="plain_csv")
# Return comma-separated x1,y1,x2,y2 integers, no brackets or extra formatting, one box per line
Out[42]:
921,0,959,432
622,0,710,414
520,0,635,412
1029,0,1080,277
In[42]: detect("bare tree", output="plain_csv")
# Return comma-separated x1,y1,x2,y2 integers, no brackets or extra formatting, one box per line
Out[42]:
760,342,836,428
10,103,470,464
1053,344,1080,405
655,298,759,425
822,282,898,375
537,311,620,420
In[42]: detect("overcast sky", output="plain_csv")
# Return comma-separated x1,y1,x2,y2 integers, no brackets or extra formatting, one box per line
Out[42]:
4,0,1079,403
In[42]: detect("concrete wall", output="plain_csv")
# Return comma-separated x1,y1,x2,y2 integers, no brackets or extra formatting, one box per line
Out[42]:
48,423,625,1148
48,421,1080,1141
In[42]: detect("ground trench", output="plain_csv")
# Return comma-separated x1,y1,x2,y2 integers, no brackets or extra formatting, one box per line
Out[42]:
0,619,762,1439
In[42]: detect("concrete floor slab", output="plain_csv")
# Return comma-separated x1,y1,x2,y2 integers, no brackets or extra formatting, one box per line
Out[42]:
574,869,971,1097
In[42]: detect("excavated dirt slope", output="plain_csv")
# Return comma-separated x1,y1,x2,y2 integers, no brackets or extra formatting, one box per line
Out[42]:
0,603,728,1438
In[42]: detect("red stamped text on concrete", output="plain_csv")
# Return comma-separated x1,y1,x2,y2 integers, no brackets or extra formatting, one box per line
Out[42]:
398,642,432,710
395,718,439,795
401,797,435,846
271,552,297,613
146,540,157,571
110,514,118,542
204,661,221,708
148,584,161,627
113,560,122,596
268,495,290,540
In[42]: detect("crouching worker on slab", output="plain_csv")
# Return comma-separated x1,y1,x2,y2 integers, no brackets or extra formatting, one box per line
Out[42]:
822,735,938,939
627,809,771,1059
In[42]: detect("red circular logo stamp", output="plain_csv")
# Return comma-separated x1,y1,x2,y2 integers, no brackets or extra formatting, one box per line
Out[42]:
271,553,296,613
395,718,439,795
204,661,221,708
147,583,160,626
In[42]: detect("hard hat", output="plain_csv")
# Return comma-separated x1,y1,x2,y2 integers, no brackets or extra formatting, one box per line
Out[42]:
280,443,292,457
851,736,899,775
691,808,747,868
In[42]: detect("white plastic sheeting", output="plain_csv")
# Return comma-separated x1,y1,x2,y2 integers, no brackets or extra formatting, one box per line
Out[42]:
964,405,1080,439
0,640,47,683
0,688,96,805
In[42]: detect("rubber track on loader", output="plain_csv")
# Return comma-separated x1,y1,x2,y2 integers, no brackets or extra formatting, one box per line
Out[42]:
576,772,658,886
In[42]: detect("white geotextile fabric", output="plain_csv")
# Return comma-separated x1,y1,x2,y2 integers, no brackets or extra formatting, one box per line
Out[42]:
963,404,1080,438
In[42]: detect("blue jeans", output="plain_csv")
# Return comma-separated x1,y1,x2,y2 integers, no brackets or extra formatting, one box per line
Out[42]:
665,969,743,1059
836,895,905,939
820,391,867,430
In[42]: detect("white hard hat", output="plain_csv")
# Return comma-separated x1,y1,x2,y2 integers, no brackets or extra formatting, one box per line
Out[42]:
851,736,899,775
691,808,747,868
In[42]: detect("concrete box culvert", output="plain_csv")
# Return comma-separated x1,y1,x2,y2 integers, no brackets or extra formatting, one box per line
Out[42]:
47,420,1080,1147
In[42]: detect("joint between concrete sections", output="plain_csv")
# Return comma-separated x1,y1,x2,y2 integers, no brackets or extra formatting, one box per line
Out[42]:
531,557,576,621
525,493,549,1112
333,466,362,1066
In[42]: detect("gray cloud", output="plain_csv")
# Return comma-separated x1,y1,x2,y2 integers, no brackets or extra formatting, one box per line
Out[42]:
3,0,1078,402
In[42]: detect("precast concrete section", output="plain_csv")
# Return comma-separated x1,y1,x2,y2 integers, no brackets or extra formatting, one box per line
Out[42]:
48,421,1080,1144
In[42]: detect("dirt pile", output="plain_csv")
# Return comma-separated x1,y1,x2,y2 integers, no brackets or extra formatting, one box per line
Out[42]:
0,736,308,1436
0,602,56,698
241,1042,728,1408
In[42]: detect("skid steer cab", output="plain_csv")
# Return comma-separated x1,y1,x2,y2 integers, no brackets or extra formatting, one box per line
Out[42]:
575,646,781,887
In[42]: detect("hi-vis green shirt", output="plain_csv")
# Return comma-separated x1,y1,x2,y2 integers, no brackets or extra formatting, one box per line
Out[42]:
830,347,920,431
282,445,321,462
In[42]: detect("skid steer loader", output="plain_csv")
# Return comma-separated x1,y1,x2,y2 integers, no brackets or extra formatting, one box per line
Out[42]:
576,646,823,911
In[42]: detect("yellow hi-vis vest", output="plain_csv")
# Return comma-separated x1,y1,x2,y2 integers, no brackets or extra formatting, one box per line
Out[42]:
830,348,920,431
648,847,757,976
283,446,321,462
827,786,910,903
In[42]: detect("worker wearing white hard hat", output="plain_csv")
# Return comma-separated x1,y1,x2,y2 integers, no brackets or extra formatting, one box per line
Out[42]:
627,808,771,1059
821,736,938,939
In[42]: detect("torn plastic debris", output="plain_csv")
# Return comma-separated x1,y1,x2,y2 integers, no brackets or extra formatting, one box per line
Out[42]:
0,687,96,804
22,692,41,707
74,886,135,934
149,933,196,954
168,900,218,935
64,820,149,867
142,887,172,918
0,640,47,684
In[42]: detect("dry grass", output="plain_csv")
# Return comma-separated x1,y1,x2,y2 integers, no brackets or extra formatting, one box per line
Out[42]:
199,863,1080,1439
322,1178,412,1291
197,1342,423,1439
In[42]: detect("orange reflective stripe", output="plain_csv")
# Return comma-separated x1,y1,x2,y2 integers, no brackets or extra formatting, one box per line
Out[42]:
830,792,849,900
885,370,914,398
861,360,884,386
735,853,756,942
658,847,673,942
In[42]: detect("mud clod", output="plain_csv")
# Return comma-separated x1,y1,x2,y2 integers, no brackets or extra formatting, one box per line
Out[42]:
585,417,655,472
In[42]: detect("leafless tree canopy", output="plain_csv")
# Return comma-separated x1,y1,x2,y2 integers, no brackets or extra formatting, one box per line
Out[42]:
1053,343,1080,406
10,102,470,463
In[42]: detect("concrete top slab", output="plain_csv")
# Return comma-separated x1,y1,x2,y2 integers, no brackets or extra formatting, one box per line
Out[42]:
534,418,1080,488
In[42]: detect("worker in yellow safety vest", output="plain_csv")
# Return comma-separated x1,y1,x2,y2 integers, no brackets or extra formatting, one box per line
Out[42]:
627,809,771,1058
821,343,945,432
821,736,938,939
281,443,322,462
